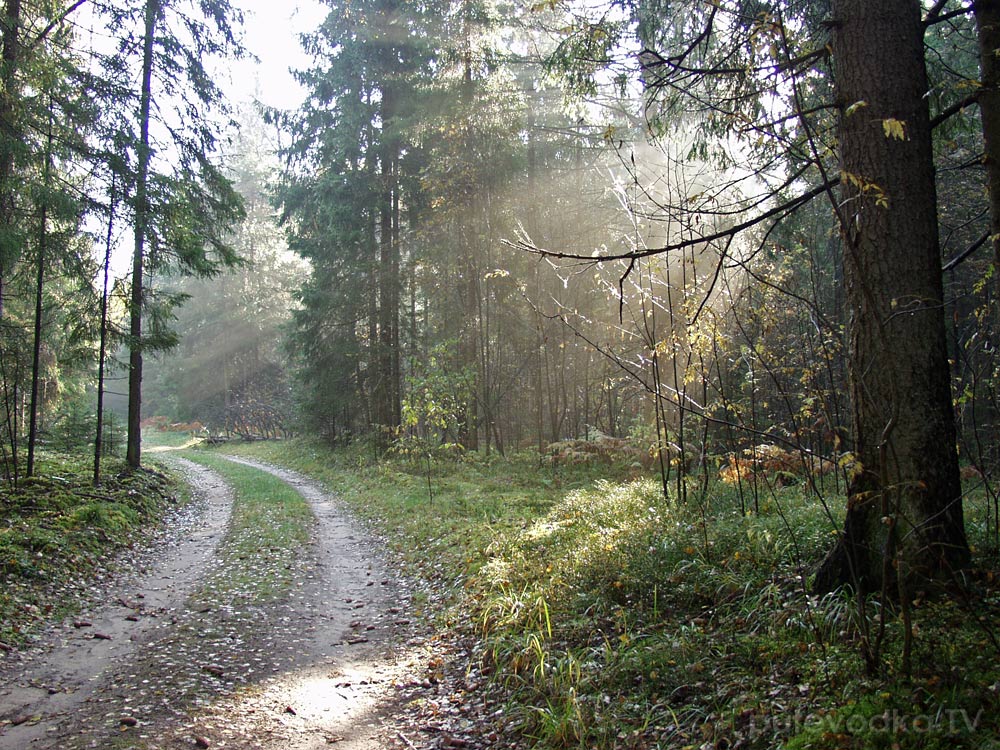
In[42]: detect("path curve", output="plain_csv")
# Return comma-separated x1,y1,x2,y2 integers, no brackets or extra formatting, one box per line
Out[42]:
0,455,425,750
203,455,418,750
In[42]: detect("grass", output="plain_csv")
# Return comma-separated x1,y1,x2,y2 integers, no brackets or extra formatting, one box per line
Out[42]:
201,437,607,605
176,451,313,603
0,450,181,647
207,436,1000,750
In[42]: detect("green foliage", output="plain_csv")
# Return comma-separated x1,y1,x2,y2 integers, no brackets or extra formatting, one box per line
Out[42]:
401,343,475,440
0,451,180,645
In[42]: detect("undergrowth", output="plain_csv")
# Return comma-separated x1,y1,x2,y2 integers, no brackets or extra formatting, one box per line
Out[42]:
0,451,181,647
208,437,1000,749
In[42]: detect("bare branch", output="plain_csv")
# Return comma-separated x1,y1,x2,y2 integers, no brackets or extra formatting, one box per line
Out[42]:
930,91,981,130
508,177,839,263
943,230,989,271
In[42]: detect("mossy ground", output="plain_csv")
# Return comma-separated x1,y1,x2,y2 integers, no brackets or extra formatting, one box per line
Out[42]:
0,451,181,647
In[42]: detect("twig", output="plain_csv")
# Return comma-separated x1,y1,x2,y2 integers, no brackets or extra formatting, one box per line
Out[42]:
397,731,417,749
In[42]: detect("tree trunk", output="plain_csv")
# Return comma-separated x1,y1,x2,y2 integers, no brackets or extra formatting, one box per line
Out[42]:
26,100,52,478
815,0,970,594
25,187,44,477
126,0,159,470
94,176,116,485
975,0,1000,300
374,82,401,448
0,0,21,320
25,204,48,477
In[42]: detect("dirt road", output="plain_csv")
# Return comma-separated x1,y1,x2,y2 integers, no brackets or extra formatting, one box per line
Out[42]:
0,456,429,750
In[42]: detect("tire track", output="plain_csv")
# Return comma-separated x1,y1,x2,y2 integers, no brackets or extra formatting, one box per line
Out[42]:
0,459,233,749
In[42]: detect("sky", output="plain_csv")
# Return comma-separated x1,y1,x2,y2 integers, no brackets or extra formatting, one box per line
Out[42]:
226,0,328,111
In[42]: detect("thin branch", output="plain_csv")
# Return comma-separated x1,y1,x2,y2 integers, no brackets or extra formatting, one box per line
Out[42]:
923,0,951,26
943,230,989,271
508,177,838,263
24,0,91,55
930,91,981,130
924,4,972,27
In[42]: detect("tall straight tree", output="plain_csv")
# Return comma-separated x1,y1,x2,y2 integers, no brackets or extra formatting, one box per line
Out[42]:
975,0,1000,301
99,0,246,469
373,0,403,444
0,0,22,319
126,0,158,469
814,0,970,592
25,102,54,478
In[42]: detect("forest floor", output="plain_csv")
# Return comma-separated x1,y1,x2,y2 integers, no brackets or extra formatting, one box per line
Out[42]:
0,453,473,750
4,438,1000,750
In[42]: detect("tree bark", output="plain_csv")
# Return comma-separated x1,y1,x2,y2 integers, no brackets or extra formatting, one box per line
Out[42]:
975,0,1000,299
0,0,21,320
815,0,970,593
126,0,160,470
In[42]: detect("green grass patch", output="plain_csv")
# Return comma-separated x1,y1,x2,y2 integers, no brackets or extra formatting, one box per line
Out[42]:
176,452,313,603
0,451,181,646
196,437,1000,750
198,437,615,604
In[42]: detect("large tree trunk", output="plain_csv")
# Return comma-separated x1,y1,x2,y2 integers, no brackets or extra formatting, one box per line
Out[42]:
975,0,1000,299
815,0,970,594
126,0,159,470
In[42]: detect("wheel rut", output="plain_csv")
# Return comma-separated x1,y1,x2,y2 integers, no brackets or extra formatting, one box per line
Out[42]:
0,455,422,750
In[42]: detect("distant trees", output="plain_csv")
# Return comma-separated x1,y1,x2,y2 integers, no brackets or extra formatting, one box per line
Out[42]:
143,108,303,441
278,0,650,452
0,0,246,484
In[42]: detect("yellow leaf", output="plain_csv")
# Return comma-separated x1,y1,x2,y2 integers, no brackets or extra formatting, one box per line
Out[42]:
845,100,868,117
882,118,906,140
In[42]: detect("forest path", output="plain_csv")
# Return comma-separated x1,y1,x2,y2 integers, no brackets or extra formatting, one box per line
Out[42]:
0,455,426,750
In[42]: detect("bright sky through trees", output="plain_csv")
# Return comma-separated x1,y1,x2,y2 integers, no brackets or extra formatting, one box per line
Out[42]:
227,0,326,110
